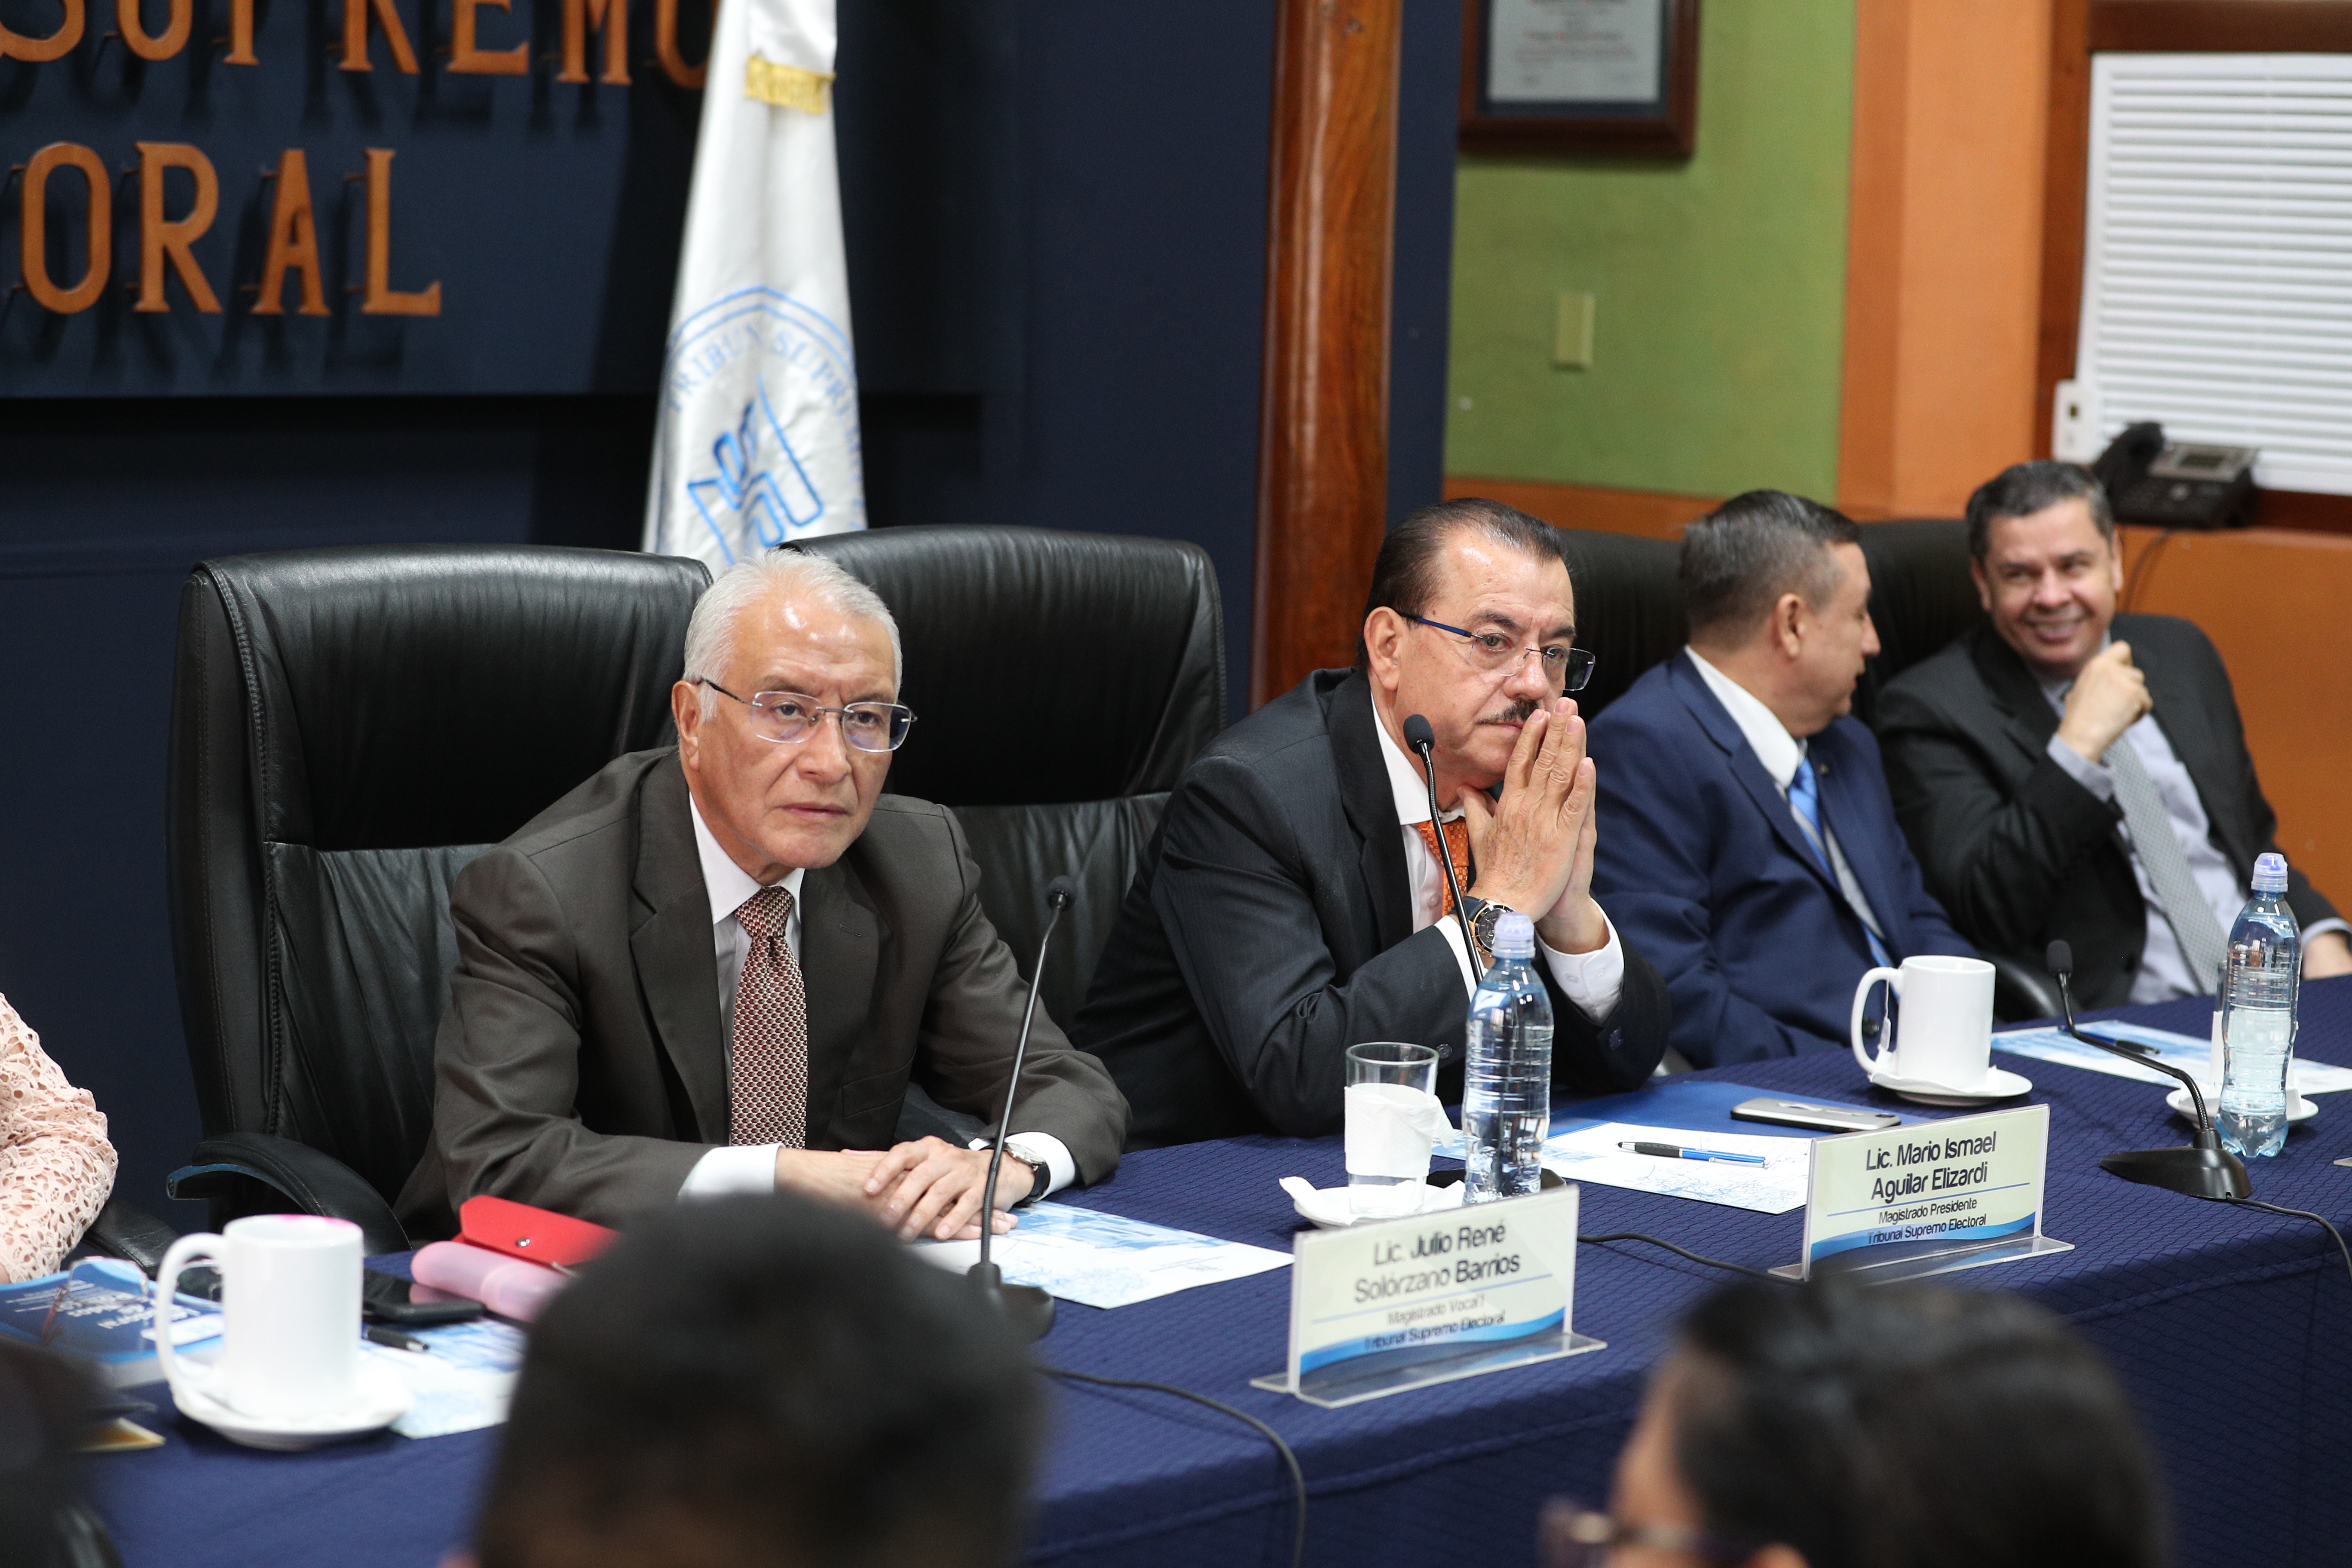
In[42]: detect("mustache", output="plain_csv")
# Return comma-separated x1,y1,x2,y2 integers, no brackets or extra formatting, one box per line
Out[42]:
1476,698,1539,726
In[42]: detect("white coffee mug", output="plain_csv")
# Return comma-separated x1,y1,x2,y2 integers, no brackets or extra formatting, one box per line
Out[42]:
1850,955,1997,1090
154,1214,363,1424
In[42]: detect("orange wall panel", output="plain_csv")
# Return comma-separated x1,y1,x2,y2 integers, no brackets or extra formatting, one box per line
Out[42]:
1839,0,2052,520
1440,475,1719,541
2121,526,2352,904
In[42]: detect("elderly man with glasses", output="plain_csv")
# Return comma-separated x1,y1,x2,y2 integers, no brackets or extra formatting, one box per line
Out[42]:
1075,498,1670,1146
398,551,1127,1240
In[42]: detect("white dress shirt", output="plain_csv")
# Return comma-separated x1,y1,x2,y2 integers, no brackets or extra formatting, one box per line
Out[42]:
2034,658,2348,1004
1372,710,1625,1018
1684,648,1893,949
677,798,1074,1200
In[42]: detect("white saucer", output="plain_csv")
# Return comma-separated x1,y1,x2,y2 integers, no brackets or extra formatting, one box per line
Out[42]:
169,1362,412,1450
2167,1087,2318,1125
1867,1065,2034,1107
1279,1176,1463,1228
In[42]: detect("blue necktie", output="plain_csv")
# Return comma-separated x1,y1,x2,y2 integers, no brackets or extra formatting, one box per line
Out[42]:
1789,756,1895,970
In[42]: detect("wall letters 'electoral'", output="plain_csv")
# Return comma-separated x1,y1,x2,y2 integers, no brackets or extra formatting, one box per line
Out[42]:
0,0,711,394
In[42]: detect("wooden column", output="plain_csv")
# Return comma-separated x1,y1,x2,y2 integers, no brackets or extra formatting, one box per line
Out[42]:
1250,0,1402,709
1834,0,2050,520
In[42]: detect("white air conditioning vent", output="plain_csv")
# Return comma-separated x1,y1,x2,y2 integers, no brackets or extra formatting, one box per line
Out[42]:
2075,54,2352,496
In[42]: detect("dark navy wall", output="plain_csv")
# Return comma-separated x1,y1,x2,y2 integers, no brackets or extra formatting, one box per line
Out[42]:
0,0,1459,1230
0,0,705,394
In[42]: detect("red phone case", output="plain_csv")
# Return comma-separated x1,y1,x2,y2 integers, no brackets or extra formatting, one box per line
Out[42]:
457,1194,619,1270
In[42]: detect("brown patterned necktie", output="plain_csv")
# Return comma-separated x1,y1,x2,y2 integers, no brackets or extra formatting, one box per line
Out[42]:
729,885,809,1148
1413,818,1472,921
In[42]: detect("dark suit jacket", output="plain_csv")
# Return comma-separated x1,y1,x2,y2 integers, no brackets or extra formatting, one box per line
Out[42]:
1588,652,1972,1067
1072,668,1670,1147
395,749,1127,1233
1876,614,2335,1008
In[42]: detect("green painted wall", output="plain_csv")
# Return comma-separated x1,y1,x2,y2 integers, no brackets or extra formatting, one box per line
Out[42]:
1444,0,1856,499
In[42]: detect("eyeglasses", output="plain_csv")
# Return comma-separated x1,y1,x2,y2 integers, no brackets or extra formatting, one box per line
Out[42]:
1409,616,1597,693
1540,1499,1759,1568
699,680,916,753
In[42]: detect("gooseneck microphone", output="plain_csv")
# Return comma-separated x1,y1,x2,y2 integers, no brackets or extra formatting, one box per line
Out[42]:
2047,940,2250,1200
970,874,1077,1342
1403,715,1473,934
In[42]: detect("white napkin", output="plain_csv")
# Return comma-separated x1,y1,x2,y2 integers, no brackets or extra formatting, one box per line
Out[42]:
1278,1176,1463,1228
1343,1083,1453,1178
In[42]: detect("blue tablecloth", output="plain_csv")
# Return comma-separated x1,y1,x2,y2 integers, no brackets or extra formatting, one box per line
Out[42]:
92,983,2352,1568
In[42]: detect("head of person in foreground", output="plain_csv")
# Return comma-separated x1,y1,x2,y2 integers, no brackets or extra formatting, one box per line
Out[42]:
1548,1278,2168,1568
471,1194,1042,1568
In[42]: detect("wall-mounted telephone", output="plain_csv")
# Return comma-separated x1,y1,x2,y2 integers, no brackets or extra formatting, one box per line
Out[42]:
2092,421,2258,530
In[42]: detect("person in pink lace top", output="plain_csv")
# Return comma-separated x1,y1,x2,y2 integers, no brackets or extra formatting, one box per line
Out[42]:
0,994,116,1283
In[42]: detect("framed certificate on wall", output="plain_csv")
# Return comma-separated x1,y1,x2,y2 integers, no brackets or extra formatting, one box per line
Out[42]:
1459,0,1700,157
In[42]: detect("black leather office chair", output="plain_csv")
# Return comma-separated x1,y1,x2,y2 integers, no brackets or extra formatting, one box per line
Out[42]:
1855,518,1986,729
1553,518,1988,726
165,546,709,1252
797,527,1225,1038
1552,528,1685,720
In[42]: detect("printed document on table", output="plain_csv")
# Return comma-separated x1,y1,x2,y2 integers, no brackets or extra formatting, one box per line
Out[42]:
368,1318,529,1440
914,1202,1289,1310
1538,1123,1810,1215
1994,1020,2352,1094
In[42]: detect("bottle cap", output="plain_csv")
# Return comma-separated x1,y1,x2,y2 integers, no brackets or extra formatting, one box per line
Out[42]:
2253,852,2288,894
1491,912,1536,959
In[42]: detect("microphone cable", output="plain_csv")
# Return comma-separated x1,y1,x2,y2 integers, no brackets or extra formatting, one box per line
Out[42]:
1578,1231,1793,1286
2225,1197,2352,1298
1038,1365,1306,1568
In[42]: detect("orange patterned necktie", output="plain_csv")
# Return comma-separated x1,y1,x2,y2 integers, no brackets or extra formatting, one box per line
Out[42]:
729,885,809,1148
1413,818,1473,920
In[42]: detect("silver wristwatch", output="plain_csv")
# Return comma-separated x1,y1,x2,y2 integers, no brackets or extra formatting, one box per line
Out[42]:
972,1136,1050,1201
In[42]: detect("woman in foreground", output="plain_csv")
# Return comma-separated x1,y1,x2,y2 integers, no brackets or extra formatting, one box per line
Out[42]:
0,993,116,1283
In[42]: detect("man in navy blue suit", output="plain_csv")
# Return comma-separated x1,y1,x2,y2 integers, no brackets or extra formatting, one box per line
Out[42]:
1589,491,1970,1066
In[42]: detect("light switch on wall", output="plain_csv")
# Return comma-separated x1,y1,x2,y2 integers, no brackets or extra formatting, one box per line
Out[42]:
1553,291,1595,370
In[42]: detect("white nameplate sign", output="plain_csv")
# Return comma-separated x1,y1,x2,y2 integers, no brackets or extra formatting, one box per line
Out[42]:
1252,1186,1601,1408
1774,1103,2072,1283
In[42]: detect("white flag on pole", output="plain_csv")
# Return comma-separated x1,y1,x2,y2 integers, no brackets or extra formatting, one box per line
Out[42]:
643,0,864,566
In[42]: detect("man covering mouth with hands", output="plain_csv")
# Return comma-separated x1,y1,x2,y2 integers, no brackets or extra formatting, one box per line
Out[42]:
1075,498,1670,1147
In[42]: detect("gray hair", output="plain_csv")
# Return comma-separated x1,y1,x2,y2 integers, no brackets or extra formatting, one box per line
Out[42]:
1680,490,1861,644
681,550,903,710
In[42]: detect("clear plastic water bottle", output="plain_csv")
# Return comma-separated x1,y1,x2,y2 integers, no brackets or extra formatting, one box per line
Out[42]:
1462,913,1554,1203
2219,852,2299,1159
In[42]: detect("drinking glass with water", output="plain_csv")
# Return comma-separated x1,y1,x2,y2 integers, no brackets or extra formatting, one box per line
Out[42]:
2219,852,2299,1159
1344,1042,1445,1216
1463,913,1553,1203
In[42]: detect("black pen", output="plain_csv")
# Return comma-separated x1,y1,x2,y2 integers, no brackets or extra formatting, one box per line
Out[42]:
2079,1030,2156,1057
365,1324,431,1354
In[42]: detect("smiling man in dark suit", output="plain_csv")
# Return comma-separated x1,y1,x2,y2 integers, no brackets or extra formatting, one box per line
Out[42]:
1075,498,1670,1146
1588,491,1971,1067
1877,460,2349,1006
398,551,1126,1239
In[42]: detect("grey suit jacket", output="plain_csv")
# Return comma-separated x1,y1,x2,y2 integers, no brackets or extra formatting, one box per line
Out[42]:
396,748,1127,1233
1877,615,2336,1008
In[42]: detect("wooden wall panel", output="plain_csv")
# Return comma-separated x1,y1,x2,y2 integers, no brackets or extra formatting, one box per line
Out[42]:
1837,0,2052,521
1251,0,1402,707
2118,525,2352,901
1440,475,1719,540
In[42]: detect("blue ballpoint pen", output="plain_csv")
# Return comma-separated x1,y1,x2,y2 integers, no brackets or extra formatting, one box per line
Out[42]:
1617,1140,1767,1165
